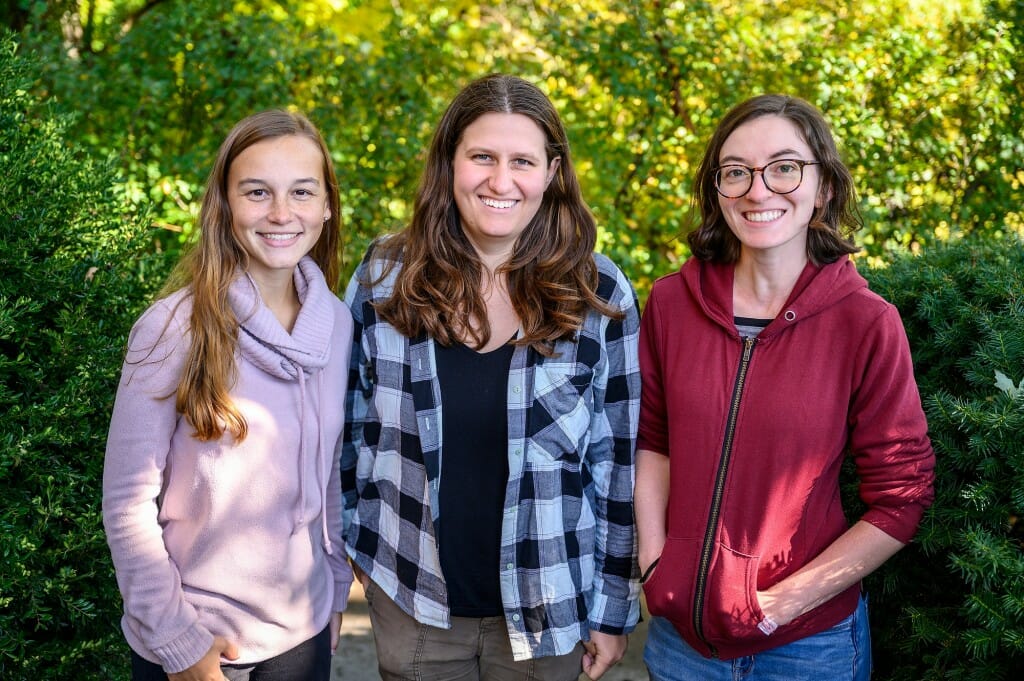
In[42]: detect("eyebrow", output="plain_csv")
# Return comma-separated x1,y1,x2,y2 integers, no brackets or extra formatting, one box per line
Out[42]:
719,148,808,164
464,146,544,162
236,177,322,187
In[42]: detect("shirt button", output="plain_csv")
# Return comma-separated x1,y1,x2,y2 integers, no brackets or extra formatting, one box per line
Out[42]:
512,386,521,394
512,614,521,622
506,562,514,570
514,448,522,456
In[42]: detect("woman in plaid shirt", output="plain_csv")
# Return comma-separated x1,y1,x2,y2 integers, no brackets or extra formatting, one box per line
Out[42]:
341,74,641,680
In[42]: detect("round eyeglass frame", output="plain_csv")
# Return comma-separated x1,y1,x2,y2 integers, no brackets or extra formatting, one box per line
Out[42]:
714,159,821,199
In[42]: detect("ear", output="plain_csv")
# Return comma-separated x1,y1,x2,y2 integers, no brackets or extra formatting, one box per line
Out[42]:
545,157,562,188
816,182,833,208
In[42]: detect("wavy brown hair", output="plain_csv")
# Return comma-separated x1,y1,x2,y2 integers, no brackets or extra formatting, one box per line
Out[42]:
688,94,861,264
372,74,619,355
158,109,341,442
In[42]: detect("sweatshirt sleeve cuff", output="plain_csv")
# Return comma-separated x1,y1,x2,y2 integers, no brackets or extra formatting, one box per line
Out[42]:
333,571,354,612
152,625,215,674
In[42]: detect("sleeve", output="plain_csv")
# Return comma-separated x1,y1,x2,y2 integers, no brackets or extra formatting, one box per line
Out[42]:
637,280,670,456
340,257,373,538
848,303,936,543
585,261,642,634
101,299,215,673
328,302,355,612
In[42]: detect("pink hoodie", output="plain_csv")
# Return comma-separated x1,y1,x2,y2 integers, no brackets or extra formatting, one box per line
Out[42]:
103,257,353,672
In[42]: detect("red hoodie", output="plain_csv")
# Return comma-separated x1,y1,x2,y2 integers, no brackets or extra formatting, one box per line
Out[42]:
637,256,935,660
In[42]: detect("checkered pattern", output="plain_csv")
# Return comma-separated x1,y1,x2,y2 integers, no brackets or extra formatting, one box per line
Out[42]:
341,247,641,661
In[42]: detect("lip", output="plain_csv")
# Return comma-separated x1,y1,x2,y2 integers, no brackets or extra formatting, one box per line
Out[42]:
742,209,786,224
257,232,303,246
479,196,519,210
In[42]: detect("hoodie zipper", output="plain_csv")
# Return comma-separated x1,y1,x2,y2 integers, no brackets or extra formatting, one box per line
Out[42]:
693,336,757,657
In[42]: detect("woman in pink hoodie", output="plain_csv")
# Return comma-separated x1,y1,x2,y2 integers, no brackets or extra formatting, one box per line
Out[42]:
636,95,935,680
103,110,353,681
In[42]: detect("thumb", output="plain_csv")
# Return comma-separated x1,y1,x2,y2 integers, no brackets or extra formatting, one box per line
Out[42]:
215,636,240,661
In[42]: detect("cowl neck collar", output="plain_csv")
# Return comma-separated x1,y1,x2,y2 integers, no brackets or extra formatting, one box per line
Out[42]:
228,256,335,380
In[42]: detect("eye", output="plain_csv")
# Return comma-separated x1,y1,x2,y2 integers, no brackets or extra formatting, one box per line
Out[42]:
721,166,750,180
511,157,535,168
772,161,801,175
245,188,269,199
293,188,316,198
471,153,494,163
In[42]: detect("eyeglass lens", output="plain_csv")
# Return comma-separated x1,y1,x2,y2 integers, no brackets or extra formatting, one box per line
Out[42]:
716,160,809,198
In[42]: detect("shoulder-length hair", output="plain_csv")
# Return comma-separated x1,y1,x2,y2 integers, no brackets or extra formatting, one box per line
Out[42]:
688,94,861,264
160,109,341,442
372,73,619,355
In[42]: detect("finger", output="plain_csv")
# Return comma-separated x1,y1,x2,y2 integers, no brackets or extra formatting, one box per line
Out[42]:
585,657,612,681
219,639,240,661
330,612,342,654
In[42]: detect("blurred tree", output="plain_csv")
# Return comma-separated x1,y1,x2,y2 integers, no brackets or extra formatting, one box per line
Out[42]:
10,0,1023,294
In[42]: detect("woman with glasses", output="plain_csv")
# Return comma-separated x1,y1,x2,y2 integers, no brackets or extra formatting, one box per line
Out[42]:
635,94,935,680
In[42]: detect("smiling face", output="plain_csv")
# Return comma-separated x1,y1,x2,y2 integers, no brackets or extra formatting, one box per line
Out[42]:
227,134,330,289
717,115,823,265
452,112,560,260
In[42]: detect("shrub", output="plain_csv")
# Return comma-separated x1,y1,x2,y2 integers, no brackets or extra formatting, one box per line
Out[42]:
863,236,1024,680
0,34,164,680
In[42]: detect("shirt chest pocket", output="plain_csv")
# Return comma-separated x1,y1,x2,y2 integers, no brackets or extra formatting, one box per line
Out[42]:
529,363,595,463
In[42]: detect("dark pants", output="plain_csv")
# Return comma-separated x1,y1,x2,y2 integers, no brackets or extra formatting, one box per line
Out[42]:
130,626,331,681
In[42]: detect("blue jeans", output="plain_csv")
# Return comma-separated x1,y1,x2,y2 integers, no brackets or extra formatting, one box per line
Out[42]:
129,625,331,681
644,595,872,681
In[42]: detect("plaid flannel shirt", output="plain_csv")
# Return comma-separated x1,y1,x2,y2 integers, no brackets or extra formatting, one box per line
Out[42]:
341,246,641,660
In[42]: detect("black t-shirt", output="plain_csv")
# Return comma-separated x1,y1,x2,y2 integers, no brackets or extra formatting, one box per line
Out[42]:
435,339,515,617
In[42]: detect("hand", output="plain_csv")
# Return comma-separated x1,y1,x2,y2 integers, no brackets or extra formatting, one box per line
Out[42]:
330,611,343,655
638,542,664,580
756,588,796,627
581,630,627,680
352,561,369,589
168,637,239,681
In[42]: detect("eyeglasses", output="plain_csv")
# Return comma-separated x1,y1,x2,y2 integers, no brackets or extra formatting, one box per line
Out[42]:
714,159,821,199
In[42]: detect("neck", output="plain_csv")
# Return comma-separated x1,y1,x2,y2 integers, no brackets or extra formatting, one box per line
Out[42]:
466,235,514,276
732,251,808,319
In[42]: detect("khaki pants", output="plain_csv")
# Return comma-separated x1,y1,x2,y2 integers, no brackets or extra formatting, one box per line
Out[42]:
365,580,584,681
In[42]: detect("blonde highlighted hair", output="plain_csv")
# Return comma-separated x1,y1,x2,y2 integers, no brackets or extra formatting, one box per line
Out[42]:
158,109,341,442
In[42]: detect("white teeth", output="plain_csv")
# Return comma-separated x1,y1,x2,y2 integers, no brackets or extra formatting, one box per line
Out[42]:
261,233,300,241
745,210,783,223
481,197,516,209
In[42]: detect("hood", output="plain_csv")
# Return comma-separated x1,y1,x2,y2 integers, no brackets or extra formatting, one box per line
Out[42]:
229,256,335,379
227,256,338,553
682,256,869,338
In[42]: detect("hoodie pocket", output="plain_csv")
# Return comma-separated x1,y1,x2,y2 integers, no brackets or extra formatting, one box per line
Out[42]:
701,542,765,646
643,538,765,647
642,536,700,622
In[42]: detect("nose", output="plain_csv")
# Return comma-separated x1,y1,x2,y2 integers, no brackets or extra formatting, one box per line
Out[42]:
488,164,513,194
745,170,773,201
268,196,291,223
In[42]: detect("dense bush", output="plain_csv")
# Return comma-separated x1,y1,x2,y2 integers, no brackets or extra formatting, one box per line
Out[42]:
863,237,1024,680
0,34,162,680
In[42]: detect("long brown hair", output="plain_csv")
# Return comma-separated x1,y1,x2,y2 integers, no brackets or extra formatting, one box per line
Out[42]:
688,94,861,264
372,74,619,355
159,109,341,442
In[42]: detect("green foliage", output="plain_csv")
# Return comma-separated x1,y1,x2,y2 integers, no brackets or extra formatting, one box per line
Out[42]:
12,0,1024,295
0,33,160,681
864,237,1024,680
